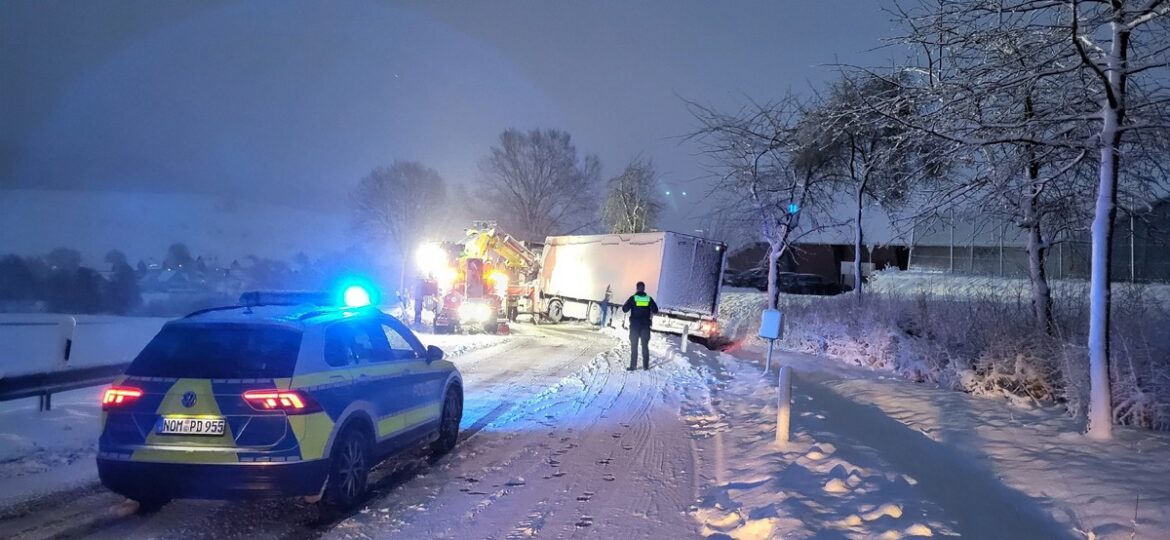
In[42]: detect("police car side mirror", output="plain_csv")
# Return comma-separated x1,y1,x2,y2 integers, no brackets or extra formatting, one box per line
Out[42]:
426,345,445,363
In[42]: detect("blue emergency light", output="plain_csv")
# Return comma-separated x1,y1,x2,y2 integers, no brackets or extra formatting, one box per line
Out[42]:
342,285,372,308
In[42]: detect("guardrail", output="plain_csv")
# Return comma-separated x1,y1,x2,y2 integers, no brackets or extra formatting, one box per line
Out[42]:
0,363,129,411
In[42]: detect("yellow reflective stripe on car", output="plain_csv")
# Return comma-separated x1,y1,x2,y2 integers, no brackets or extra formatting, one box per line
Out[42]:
131,378,239,464
288,411,334,461
376,401,442,439
130,446,241,464
285,360,432,390
401,401,442,429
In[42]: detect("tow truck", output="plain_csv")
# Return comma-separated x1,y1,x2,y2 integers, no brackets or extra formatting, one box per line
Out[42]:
423,222,541,334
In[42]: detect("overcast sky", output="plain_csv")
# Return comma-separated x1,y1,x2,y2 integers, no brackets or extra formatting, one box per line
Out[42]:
1,0,900,237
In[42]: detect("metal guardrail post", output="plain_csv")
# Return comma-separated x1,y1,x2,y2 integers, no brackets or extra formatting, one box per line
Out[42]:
681,324,689,353
59,315,76,367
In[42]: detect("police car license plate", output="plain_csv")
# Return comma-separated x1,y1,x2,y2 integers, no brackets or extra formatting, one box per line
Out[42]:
157,417,226,436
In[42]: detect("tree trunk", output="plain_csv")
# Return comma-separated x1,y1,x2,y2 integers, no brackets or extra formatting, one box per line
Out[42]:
766,241,781,310
1087,132,1119,440
853,185,864,298
1024,217,1053,335
1086,19,1127,441
1023,167,1054,335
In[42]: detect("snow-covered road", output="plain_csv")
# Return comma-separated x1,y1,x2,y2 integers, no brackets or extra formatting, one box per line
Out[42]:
0,324,707,540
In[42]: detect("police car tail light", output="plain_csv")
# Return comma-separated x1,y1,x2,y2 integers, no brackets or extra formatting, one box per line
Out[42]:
242,390,321,414
101,386,143,410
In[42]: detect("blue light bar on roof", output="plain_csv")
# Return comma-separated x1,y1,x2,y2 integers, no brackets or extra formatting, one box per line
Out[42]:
239,290,333,307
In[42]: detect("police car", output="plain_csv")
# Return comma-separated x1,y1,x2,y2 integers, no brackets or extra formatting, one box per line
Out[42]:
97,288,463,511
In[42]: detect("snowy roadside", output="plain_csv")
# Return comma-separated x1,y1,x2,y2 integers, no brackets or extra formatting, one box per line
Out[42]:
0,331,514,510
684,293,1170,539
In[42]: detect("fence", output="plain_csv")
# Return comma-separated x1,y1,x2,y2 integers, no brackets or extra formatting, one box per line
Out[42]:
906,213,1170,282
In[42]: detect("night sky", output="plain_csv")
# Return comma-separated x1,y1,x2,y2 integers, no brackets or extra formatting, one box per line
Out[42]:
1,0,898,248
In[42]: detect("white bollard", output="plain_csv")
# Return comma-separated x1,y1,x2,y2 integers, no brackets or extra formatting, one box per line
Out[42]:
775,365,793,446
58,315,76,368
681,324,690,353
763,338,775,375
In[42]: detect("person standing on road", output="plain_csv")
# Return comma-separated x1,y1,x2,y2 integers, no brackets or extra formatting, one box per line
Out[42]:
413,277,426,326
598,284,613,328
621,281,658,370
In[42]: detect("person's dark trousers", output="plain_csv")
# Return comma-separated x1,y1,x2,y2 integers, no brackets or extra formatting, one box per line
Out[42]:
414,301,424,325
629,325,651,369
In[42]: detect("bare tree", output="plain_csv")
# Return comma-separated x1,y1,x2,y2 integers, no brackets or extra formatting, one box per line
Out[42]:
478,128,601,242
351,161,448,290
1066,0,1170,439
886,3,1097,333
686,96,841,309
889,0,1170,439
601,158,663,234
812,72,943,298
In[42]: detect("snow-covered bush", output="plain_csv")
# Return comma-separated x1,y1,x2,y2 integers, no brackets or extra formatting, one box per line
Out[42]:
723,275,1170,431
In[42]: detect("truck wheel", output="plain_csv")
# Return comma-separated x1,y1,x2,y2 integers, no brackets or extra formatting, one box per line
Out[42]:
546,300,564,324
586,302,603,325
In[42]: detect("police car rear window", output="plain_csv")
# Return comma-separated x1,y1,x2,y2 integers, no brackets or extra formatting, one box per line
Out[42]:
127,324,302,379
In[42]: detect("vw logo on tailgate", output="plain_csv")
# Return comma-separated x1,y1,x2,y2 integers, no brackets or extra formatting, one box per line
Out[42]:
181,391,198,408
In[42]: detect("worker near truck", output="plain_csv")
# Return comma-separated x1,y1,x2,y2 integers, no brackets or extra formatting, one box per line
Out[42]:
598,284,613,328
621,281,659,370
413,276,438,326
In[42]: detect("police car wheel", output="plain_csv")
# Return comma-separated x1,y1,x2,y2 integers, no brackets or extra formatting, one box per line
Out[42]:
432,388,463,457
322,426,371,510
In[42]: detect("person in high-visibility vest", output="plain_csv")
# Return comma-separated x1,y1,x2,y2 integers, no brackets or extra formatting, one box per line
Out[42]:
621,281,659,370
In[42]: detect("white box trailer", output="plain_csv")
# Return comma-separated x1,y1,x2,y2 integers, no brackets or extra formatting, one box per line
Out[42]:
537,231,727,339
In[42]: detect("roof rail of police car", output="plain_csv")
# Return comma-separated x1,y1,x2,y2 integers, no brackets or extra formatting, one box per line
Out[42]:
238,290,333,308
181,291,341,319
182,305,246,319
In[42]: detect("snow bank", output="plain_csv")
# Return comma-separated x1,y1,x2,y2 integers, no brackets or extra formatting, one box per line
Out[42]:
719,281,1170,431
677,342,1170,539
0,386,105,507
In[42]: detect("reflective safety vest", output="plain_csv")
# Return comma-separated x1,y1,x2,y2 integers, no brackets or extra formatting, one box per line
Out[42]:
634,293,651,307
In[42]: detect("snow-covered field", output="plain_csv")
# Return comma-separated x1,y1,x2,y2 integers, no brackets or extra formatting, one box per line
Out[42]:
0,314,169,377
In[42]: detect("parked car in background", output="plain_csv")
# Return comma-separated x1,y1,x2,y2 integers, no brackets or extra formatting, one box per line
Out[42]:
723,267,848,296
